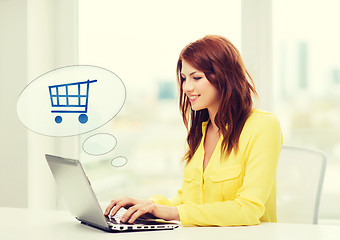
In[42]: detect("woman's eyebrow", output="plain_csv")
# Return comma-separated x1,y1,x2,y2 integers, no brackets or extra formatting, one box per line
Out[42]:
189,71,198,76
181,71,199,77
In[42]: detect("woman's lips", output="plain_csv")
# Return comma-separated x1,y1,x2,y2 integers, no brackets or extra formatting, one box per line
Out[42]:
188,94,200,102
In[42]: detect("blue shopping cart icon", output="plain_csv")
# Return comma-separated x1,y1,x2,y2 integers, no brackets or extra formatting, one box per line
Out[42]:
48,79,97,124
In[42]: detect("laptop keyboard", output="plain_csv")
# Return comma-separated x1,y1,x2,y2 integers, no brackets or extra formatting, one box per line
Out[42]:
107,215,152,225
106,209,125,224
106,207,146,225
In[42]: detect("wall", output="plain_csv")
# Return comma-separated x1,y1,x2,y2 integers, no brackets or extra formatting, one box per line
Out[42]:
0,0,78,209
0,0,28,208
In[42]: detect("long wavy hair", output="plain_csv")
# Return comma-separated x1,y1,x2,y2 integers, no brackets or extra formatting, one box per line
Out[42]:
177,35,257,162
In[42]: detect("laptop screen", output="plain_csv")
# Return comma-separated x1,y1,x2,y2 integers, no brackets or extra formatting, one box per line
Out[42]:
45,154,108,228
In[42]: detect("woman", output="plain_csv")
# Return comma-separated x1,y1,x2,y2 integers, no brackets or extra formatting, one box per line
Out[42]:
105,35,283,226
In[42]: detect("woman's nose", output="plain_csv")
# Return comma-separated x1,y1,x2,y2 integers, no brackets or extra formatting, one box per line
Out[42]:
183,79,193,93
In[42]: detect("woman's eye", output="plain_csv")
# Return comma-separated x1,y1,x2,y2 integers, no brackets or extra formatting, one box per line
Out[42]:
194,77,202,80
180,76,186,82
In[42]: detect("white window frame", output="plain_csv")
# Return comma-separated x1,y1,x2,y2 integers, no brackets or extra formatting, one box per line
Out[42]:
27,0,79,209
242,0,273,111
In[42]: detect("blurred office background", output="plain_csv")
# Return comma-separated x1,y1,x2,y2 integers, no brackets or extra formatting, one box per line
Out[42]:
0,0,339,224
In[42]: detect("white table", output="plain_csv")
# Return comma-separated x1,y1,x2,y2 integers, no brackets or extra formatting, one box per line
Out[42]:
1,207,339,240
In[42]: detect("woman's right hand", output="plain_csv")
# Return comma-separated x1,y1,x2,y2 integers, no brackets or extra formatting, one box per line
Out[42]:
104,196,179,223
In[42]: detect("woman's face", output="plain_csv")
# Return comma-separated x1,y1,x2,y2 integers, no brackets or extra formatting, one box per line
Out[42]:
181,60,220,112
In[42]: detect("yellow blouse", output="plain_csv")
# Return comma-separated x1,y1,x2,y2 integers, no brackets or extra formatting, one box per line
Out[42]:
150,109,283,226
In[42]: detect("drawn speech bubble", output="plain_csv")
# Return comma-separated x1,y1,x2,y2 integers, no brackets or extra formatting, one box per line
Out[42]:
82,133,117,155
17,65,126,137
111,156,128,167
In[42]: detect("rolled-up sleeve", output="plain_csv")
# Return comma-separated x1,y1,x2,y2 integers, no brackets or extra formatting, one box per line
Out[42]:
149,189,183,206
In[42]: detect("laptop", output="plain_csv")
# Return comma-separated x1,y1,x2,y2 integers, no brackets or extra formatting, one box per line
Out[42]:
45,154,179,232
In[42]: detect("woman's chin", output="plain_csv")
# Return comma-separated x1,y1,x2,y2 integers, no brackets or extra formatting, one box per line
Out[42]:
191,105,203,111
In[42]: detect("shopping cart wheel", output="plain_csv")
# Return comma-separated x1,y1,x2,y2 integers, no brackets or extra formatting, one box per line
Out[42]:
55,116,62,124
79,114,88,124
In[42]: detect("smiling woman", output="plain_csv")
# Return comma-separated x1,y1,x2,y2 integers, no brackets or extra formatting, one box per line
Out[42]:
105,35,283,227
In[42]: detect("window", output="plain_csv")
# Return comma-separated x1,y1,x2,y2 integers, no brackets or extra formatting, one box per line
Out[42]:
273,0,340,222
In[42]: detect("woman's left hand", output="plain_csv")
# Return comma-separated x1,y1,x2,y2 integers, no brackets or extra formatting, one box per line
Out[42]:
104,196,180,223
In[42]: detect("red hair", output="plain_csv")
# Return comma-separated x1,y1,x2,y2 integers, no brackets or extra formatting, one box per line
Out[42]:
177,35,257,162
